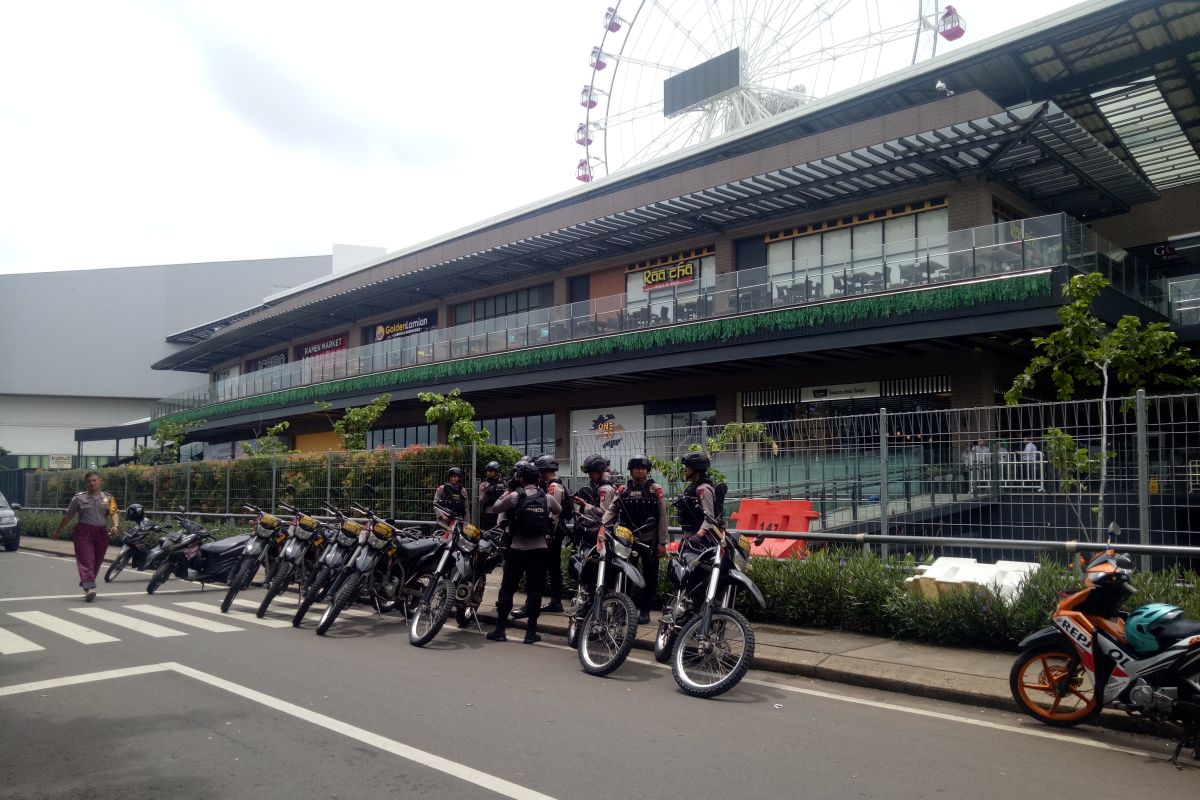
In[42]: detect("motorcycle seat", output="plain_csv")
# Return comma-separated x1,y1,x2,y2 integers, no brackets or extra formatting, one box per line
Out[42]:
1162,617,1200,641
397,538,439,560
200,534,251,556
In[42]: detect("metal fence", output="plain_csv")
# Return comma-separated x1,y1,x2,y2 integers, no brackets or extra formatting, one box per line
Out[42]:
574,391,1200,568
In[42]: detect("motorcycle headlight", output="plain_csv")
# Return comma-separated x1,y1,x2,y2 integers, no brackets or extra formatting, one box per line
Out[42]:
613,539,632,560
367,531,390,550
462,524,482,542
458,538,477,553
341,520,362,536
297,515,319,533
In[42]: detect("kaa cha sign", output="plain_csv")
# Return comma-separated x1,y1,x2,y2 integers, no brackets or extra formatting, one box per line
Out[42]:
641,260,696,291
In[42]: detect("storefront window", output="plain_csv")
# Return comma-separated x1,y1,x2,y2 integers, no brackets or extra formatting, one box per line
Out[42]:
453,284,554,326
367,425,437,450
475,413,555,456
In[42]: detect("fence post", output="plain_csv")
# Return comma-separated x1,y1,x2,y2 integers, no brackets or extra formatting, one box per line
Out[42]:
270,456,278,509
1136,389,1151,572
701,421,709,457
326,451,333,507
470,440,478,523
389,447,397,519
879,408,889,559
124,470,129,508
152,466,157,511
185,462,192,511
225,461,232,515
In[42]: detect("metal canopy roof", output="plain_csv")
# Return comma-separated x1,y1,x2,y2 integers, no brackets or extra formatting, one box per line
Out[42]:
154,101,1154,373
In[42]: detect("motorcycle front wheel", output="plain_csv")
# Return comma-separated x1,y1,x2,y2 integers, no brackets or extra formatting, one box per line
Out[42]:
221,557,257,613
316,572,361,636
578,592,638,677
566,614,581,649
654,618,681,664
671,607,755,698
292,565,329,627
105,549,131,583
1009,643,1100,727
257,560,295,618
408,577,451,647
146,561,172,594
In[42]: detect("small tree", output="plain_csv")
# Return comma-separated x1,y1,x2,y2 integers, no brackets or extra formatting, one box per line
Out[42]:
1006,272,1200,539
314,393,392,451
138,418,206,464
418,389,490,449
240,421,293,458
649,422,779,488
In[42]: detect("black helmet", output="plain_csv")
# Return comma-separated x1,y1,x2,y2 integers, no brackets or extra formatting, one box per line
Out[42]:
447,467,463,479
582,454,610,474
485,461,501,473
535,455,559,472
515,463,540,484
125,503,145,523
627,455,651,471
680,452,710,473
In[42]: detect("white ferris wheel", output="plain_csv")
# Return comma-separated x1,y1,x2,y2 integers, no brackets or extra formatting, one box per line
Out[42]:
575,1,967,182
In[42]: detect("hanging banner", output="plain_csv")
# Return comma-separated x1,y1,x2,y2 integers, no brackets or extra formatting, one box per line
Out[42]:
640,260,696,291
366,311,437,343
802,381,881,402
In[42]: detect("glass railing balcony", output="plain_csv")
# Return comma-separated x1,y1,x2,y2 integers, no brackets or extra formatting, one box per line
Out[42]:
153,213,1161,420
1169,277,1200,327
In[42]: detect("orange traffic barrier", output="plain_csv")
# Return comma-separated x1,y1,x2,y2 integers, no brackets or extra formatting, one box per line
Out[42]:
729,498,820,559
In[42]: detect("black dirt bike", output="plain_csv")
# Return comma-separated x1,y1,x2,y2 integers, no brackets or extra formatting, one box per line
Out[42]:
655,511,766,698
221,504,288,613
408,506,505,647
566,518,649,676
292,502,365,627
104,517,165,582
256,502,327,618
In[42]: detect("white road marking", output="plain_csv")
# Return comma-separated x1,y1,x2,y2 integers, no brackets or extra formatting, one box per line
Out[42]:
173,601,292,628
7,611,120,644
0,626,44,654
0,663,172,697
123,604,243,633
0,662,562,800
14,551,66,560
70,608,186,638
0,589,192,602
235,595,377,619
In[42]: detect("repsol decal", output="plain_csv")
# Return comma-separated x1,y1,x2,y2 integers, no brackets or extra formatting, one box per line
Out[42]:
1055,616,1092,650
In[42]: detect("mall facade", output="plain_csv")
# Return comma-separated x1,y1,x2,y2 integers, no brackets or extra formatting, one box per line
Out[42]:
148,0,1200,470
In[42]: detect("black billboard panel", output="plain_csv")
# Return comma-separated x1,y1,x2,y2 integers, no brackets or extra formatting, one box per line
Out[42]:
664,47,742,118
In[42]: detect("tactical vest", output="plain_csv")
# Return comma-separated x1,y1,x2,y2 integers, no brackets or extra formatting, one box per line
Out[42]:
439,483,466,518
678,479,724,534
615,479,660,540
478,478,504,527
574,478,611,509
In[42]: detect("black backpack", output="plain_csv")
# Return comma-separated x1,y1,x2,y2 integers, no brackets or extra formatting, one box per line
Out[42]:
513,488,554,538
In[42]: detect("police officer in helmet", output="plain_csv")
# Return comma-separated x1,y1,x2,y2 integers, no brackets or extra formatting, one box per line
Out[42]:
478,461,505,530
513,455,569,618
601,455,667,625
676,452,721,543
485,462,561,643
573,454,615,538
434,467,469,523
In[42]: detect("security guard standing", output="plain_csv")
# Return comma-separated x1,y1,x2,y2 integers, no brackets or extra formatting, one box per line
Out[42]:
477,461,505,530
676,452,721,542
572,454,615,541
514,455,569,618
602,455,667,624
434,467,469,522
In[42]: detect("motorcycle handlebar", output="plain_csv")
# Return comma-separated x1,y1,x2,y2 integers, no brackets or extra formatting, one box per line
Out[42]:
243,504,262,514
277,501,300,515
349,503,372,517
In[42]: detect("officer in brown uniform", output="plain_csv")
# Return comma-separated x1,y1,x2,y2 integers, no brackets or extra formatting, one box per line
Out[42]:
54,470,119,601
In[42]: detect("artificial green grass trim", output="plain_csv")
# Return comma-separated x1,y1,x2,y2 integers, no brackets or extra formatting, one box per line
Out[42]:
155,273,1051,429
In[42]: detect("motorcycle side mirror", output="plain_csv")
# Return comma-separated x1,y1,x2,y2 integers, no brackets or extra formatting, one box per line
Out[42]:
1107,521,1121,539
176,505,186,514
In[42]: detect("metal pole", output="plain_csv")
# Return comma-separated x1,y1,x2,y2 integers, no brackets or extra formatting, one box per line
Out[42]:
270,456,277,509
389,447,397,518
326,451,333,507
152,466,157,511
225,461,232,515
701,420,709,457
470,440,478,524
1136,389,1151,572
879,408,889,558
185,462,192,511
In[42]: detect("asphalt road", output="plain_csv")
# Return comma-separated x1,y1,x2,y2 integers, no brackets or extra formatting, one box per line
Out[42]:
2,550,1197,799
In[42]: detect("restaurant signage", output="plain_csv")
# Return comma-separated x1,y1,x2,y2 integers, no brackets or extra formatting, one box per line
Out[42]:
244,349,288,373
366,311,437,343
295,332,348,361
641,260,696,291
802,381,881,402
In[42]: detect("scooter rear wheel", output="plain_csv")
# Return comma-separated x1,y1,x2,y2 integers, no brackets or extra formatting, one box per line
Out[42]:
1010,643,1100,726
105,550,131,583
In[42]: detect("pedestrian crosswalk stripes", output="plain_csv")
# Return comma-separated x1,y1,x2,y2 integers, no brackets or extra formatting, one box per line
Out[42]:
70,607,187,638
240,595,378,619
0,626,44,655
122,604,244,633
177,601,293,628
8,610,121,645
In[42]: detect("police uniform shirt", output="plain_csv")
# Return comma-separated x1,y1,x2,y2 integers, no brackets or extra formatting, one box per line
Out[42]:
67,491,115,527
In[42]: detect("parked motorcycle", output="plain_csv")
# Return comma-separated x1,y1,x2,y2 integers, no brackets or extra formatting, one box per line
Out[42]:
1010,524,1200,767
143,510,250,594
316,500,436,636
654,510,766,698
220,504,288,613
104,516,165,582
255,502,327,618
566,518,649,676
408,505,505,647
292,502,364,627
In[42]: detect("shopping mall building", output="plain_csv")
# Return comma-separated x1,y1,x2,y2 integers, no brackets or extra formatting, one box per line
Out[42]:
149,0,1200,469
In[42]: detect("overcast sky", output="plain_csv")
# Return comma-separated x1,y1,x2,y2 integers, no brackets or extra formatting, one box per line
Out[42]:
0,0,1087,275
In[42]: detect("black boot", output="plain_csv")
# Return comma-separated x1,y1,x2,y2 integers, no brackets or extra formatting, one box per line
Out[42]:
511,605,531,620
541,600,564,613
523,613,541,644
489,604,511,641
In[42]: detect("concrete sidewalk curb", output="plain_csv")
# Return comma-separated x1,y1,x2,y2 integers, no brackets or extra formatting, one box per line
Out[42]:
14,539,1167,739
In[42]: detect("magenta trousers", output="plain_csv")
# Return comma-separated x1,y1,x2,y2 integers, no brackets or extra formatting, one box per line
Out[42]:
73,524,110,590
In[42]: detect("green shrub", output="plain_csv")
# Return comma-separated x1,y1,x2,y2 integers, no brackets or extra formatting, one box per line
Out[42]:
19,510,246,544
